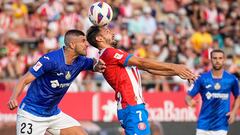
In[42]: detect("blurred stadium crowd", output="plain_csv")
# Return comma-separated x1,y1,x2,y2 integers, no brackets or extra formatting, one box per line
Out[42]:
0,0,240,92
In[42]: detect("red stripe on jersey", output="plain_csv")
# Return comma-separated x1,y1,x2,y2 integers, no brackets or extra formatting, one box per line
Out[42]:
131,68,139,82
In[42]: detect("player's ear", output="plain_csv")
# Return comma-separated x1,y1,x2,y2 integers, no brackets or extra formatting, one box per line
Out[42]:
96,35,103,42
69,41,75,49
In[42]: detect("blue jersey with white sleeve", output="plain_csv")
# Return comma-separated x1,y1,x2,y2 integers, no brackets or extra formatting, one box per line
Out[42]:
19,48,94,117
188,70,239,131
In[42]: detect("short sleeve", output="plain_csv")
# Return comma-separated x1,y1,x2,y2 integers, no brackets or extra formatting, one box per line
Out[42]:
29,55,56,78
231,77,240,98
81,57,94,70
188,76,202,97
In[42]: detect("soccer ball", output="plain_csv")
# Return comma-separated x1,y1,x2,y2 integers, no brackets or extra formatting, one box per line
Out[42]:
88,2,113,26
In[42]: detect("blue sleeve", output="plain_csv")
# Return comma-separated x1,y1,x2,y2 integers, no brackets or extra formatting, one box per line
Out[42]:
231,77,240,98
29,56,56,78
82,57,94,70
123,54,133,67
188,76,202,97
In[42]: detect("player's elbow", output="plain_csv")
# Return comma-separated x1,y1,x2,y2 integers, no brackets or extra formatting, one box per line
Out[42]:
128,56,148,70
136,58,148,70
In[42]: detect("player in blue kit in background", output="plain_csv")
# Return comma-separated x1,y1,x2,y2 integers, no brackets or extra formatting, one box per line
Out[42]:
8,29,106,135
185,49,240,135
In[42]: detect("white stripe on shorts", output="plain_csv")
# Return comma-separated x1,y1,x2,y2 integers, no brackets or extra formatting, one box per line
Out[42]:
196,129,227,135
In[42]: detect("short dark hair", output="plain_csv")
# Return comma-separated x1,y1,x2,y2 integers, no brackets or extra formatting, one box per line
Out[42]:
86,26,101,48
64,29,85,46
210,49,225,58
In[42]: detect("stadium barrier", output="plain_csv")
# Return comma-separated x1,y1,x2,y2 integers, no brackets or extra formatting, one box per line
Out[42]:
1,90,239,122
0,90,240,135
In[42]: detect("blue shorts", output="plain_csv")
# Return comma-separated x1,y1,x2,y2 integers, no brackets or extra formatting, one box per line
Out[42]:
117,104,150,135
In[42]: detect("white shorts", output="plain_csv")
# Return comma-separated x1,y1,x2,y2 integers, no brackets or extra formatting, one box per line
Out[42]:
196,129,227,135
16,109,81,135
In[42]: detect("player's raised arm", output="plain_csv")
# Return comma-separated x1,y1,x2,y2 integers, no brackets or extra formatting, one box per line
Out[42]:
145,69,176,76
127,56,198,81
8,72,36,110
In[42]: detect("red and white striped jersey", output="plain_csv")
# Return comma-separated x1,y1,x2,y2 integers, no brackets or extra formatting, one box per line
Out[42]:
60,13,80,30
99,48,144,109
0,13,13,33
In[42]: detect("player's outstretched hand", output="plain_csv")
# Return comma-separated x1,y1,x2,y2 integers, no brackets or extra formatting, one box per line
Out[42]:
175,64,198,82
8,98,18,110
93,58,106,73
226,111,236,124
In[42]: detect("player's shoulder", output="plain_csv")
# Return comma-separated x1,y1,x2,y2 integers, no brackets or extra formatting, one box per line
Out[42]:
199,71,211,79
223,70,238,80
39,49,62,67
102,47,126,57
44,49,62,60
105,47,125,53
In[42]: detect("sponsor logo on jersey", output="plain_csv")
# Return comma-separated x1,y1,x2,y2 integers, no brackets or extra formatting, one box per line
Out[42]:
138,122,146,130
33,61,42,71
50,80,71,88
43,56,50,60
114,53,123,59
205,92,228,100
205,84,212,89
56,72,64,76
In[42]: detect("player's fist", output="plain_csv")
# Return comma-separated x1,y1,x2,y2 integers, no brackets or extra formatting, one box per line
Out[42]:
93,58,106,73
226,112,236,124
185,95,198,108
8,98,18,110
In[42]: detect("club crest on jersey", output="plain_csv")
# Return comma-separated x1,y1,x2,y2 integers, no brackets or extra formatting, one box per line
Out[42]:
138,122,146,130
65,71,71,80
214,82,221,90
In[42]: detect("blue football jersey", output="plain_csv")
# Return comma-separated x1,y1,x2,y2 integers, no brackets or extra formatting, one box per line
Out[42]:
19,48,94,117
188,70,240,131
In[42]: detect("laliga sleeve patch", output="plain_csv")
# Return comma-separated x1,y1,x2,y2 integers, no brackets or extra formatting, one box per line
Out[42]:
33,61,42,71
114,53,123,59
138,122,146,130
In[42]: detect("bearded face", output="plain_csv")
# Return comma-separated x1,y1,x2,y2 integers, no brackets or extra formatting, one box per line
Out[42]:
211,52,225,70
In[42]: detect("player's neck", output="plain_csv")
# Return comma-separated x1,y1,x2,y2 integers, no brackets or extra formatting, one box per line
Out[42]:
211,69,224,78
98,43,112,50
64,47,78,65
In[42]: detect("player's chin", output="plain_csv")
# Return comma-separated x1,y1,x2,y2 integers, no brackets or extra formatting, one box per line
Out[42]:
214,64,222,69
79,51,87,56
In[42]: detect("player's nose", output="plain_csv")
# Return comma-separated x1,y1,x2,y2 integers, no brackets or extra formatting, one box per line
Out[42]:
85,42,89,48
